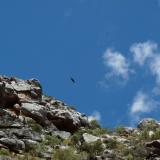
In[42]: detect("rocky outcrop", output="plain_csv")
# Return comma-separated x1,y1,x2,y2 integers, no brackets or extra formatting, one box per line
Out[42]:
82,133,100,143
0,76,88,132
2,75,160,160
138,118,160,130
0,75,88,155
0,138,25,152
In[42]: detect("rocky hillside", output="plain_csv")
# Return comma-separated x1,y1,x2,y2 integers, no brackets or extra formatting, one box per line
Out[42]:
0,76,160,160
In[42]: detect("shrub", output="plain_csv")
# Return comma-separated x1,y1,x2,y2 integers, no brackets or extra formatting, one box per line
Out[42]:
116,126,126,135
138,129,150,141
26,118,43,133
140,119,159,131
28,143,46,156
125,153,134,160
104,139,118,149
0,148,10,156
44,135,62,147
89,120,101,129
151,128,160,140
81,140,104,158
70,130,85,147
53,148,81,160
87,128,108,136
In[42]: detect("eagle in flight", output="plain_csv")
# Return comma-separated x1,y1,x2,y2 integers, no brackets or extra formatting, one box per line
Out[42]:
70,77,76,83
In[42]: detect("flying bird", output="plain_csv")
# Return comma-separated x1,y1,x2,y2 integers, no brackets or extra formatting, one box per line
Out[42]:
70,77,76,83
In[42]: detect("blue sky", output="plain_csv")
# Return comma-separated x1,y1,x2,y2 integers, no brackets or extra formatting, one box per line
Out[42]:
1,0,160,128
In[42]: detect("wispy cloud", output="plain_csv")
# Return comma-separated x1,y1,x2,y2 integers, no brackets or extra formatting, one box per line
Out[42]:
130,91,157,125
130,41,157,66
157,0,160,7
101,40,160,126
150,55,160,85
103,48,131,80
88,111,101,122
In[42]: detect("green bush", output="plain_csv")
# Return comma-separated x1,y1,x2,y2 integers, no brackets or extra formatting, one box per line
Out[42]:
151,128,160,140
28,143,46,156
125,153,134,160
44,135,62,147
138,129,150,141
0,148,10,156
104,139,118,149
81,140,104,157
89,120,101,129
70,133,81,147
116,126,126,135
53,148,81,160
26,118,43,132
87,128,108,136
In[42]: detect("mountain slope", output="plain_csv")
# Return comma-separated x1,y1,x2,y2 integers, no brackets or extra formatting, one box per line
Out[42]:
0,76,160,160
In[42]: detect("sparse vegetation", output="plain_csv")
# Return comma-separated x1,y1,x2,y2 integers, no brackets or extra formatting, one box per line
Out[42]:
116,126,126,135
81,140,104,158
89,120,101,129
26,118,43,132
53,148,82,160
44,135,62,147
0,148,10,156
104,138,118,149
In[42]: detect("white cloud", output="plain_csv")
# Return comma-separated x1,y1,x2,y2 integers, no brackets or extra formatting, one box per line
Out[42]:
103,49,131,80
157,0,160,7
130,41,160,86
130,91,157,125
130,91,154,114
101,41,160,126
150,55,160,85
88,111,101,122
130,41,157,65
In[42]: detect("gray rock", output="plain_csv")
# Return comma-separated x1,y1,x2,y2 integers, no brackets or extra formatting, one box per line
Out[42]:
82,133,100,143
0,76,42,108
52,131,71,140
21,103,57,131
47,109,88,133
121,127,135,134
0,138,25,152
22,139,38,151
102,149,115,158
8,128,41,141
0,109,24,128
0,82,19,108
38,152,52,160
0,156,11,160
0,131,6,138
146,140,160,149
138,118,160,130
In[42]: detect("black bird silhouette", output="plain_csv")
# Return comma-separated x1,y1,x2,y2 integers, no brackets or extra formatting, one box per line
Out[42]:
70,77,76,83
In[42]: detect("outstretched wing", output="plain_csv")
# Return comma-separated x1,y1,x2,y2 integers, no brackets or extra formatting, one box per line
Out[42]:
70,77,76,83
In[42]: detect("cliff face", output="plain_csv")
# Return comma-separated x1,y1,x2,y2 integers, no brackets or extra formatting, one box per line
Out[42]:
0,76,160,160
0,76,88,159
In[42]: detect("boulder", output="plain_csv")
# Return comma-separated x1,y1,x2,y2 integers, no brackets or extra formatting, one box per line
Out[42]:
21,103,57,131
0,76,42,107
0,156,11,160
137,118,160,130
82,133,100,143
0,109,24,129
0,82,19,108
38,152,52,160
47,109,88,133
52,131,71,140
0,75,88,134
0,138,25,152
22,139,38,151
0,131,6,138
146,140,160,149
